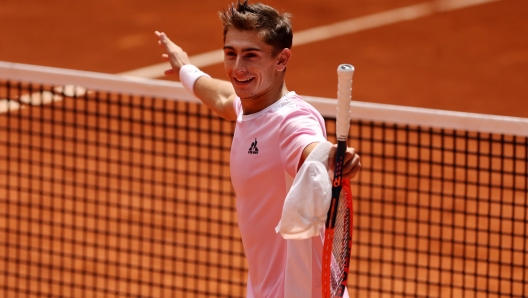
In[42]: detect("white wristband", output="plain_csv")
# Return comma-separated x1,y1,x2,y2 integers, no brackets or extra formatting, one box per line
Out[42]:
179,64,211,95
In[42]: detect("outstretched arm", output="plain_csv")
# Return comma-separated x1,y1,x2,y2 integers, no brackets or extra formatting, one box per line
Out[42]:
300,142,361,179
155,31,238,121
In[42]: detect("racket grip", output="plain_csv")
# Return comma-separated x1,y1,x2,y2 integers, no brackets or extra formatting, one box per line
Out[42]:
336,64,354,142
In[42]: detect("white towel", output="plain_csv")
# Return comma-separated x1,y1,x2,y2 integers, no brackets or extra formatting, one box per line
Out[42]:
276,141,333,239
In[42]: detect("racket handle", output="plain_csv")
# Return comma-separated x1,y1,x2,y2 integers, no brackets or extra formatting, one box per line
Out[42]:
336,64,354,142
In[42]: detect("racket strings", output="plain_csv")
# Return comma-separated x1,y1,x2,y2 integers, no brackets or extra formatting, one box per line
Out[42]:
329,190,351,296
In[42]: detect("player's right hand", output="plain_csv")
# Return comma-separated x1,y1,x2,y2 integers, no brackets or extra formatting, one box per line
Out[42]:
155,31,192,77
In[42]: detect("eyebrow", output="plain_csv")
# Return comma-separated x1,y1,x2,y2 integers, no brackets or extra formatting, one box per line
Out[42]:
223,46,264,53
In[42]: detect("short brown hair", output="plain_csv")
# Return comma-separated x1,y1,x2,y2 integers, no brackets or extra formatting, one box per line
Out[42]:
219,0,293,55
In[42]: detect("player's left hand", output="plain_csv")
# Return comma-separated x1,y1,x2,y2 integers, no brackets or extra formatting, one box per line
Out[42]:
328,145,361,179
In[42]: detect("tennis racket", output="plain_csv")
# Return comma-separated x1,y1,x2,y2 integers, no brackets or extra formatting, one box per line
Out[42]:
322,64,354,298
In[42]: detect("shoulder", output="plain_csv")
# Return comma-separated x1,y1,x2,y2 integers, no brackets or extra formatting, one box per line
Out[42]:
274,92,323,120
281,93,324,122
275,93,327,138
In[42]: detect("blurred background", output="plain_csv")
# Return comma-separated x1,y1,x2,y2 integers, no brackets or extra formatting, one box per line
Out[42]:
1,0,527,117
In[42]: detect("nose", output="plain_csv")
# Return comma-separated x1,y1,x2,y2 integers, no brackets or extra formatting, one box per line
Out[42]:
233,56,246,74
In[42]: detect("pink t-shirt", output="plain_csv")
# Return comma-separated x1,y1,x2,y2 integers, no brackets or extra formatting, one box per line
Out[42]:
230,92,331,297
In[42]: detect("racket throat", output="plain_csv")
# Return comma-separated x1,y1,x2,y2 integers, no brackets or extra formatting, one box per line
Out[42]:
325,186,342,228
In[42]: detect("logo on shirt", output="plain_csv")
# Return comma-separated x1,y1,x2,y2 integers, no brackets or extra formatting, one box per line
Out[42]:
248,138,259,154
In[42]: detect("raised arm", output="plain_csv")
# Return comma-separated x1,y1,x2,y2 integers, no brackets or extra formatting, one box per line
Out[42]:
155,31,238,121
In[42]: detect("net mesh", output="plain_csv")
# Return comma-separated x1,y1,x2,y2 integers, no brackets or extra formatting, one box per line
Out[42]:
1,63,527,297
347,122,528,297
0,79,245,297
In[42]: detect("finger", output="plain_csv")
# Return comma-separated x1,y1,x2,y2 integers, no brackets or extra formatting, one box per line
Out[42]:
339,146,357,173
161,53,169,61
344,162,361,179
331,146,355,170
344,147,356,161
155,31,166,40
164,69,176,76
156,31,171,48
156,31,167,48
343,154,361,179
155,31,167,44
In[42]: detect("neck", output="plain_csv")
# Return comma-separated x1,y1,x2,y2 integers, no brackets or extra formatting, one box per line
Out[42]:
241,83,289,115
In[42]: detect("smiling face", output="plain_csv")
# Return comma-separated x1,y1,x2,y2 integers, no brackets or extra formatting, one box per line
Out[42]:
223,28,290,108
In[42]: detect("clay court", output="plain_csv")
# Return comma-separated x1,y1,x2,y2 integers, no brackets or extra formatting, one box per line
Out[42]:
1,0,527,297
2,0,527,117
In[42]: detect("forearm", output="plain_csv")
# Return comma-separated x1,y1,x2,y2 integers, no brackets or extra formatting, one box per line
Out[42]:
155,31,237,121
193,76,237,121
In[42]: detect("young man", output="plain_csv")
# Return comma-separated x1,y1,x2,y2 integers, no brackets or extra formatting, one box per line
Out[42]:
155,1,360,297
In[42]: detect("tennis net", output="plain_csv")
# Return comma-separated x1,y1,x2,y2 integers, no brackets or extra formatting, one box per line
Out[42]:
1,61,527,298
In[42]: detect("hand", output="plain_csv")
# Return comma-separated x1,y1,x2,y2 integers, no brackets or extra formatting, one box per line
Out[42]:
328,145,361,179
155,31,192,77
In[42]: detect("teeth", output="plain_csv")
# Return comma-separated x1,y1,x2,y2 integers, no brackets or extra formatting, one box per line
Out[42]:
236,78,252,82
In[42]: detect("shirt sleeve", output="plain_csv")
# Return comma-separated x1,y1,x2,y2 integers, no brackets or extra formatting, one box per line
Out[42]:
232,97,242,118
279,108,327,178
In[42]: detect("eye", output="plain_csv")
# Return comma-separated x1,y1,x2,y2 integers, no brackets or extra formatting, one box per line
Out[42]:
244,52,258,58
224,51,236,58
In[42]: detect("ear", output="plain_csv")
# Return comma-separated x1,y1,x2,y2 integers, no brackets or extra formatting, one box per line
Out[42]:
276,48,291,72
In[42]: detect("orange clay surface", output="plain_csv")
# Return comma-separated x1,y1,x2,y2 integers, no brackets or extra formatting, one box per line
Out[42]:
0,0,527,117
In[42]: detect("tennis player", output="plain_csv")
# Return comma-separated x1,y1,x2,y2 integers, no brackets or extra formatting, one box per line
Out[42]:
155,1,360,297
